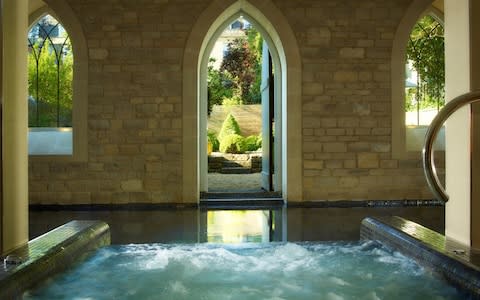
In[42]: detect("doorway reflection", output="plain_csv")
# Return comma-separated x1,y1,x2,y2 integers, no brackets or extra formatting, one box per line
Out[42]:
199,208,284,243
29,205,444,244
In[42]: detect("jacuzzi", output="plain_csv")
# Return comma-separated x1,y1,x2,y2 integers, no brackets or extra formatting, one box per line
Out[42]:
1,212,478,299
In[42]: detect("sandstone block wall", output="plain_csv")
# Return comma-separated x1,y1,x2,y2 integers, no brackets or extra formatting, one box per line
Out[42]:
275,0,442,200
28,0,442,204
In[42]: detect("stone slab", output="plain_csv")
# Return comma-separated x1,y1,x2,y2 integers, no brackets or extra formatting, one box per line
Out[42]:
361,216,480,298
0,220,110,299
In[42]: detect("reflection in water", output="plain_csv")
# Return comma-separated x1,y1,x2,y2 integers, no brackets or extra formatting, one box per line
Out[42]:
29,205,443,244
206,210,270,243
200,209,284,243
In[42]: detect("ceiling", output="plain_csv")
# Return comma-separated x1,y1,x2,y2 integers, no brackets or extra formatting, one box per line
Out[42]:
29,0,46,15
432,0,444,13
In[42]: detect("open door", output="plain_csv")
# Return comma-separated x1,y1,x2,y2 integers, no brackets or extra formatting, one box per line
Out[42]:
261,41,274,191
0,10,3,254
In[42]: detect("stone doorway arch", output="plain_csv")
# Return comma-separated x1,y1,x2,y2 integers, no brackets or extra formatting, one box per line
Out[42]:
182,0,302,202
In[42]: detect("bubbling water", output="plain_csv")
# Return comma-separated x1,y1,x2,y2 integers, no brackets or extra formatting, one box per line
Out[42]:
24,241,464,300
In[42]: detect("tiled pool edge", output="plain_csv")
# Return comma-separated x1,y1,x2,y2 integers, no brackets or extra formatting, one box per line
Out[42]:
361,216,480,298
0,220,110,299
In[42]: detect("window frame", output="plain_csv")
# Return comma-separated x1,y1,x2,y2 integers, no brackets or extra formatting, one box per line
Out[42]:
391,3,445,159
28,4,87,162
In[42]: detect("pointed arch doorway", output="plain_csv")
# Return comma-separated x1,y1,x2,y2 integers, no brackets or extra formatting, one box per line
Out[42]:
201,14,279,198
182,0,302,203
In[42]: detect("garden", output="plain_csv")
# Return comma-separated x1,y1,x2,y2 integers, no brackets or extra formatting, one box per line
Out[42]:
207,25,264,156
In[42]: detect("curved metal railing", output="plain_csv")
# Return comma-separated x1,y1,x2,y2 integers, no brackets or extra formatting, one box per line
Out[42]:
423,90,480,203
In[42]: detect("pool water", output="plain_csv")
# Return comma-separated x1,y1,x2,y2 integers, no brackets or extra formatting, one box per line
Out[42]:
24,241,464,300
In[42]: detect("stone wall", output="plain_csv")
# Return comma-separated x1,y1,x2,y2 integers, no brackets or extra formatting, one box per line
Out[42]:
274,0,442,200
208,153,262,173
28,0,442,204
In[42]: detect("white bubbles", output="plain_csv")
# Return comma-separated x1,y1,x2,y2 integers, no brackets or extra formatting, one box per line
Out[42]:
24,242,465,300
169,281,189,295
274,242,310,258
326,292,344,300
265,296,287,300
364,291,382,300
279,281,303,292
330,277,351,286
140,249,170,270
362,272,373,280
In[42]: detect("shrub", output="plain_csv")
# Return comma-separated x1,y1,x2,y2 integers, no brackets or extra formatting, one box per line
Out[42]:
207,130,219,152
255,134,262,149
222,95,242,106
242,135,262,152
218,113,241,142
219,134,245,154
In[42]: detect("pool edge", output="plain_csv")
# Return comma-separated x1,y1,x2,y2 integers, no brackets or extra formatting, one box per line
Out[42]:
361,216,480,298
0,220,110,299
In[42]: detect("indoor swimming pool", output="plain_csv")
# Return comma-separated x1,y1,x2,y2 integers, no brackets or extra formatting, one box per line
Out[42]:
23,241,465,299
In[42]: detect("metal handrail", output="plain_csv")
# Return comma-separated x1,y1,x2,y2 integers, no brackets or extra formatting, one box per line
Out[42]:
423,90,480,203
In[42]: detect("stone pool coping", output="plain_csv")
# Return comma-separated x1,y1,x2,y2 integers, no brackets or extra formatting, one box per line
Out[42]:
0,220,110,299
361,216,480,298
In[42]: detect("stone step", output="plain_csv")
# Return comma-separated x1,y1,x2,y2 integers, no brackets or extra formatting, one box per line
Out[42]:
222,161,243,168
199,198,284,209
200,191,283,200
220,167,251,174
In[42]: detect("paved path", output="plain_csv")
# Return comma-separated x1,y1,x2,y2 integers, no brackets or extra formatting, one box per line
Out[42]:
208,173,262,191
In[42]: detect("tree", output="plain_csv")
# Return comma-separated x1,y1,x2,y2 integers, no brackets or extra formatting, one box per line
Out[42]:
246,28,263,104
207,58,233,115
28,34,73,127
218,113,241,142
220,36,261,104
406,15,445,111
207,24,263,111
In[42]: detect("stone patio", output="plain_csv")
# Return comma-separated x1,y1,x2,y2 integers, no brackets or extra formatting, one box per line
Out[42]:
207,172,262,192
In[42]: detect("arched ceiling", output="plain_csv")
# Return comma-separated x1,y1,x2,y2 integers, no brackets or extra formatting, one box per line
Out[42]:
432,0,444,13
29,0,46,15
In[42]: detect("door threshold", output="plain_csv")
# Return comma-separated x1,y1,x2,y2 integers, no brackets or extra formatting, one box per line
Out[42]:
199,198,284,210
200,191,283,209
200,191,282,200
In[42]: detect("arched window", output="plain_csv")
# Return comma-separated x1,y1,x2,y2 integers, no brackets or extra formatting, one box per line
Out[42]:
391,2,445,159
28,14,72,128
28,13,74,156
27,3,87,161
404,14,445,150
230,20,243,30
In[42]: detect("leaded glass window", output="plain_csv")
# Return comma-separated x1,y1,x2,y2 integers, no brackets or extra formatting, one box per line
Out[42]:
28,14,73,128
28,14,73,155
404,14,445,151
405,15,445,126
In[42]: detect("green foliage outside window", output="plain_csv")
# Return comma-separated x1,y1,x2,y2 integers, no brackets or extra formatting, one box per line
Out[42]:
28,16,73,127
406,15,444,112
